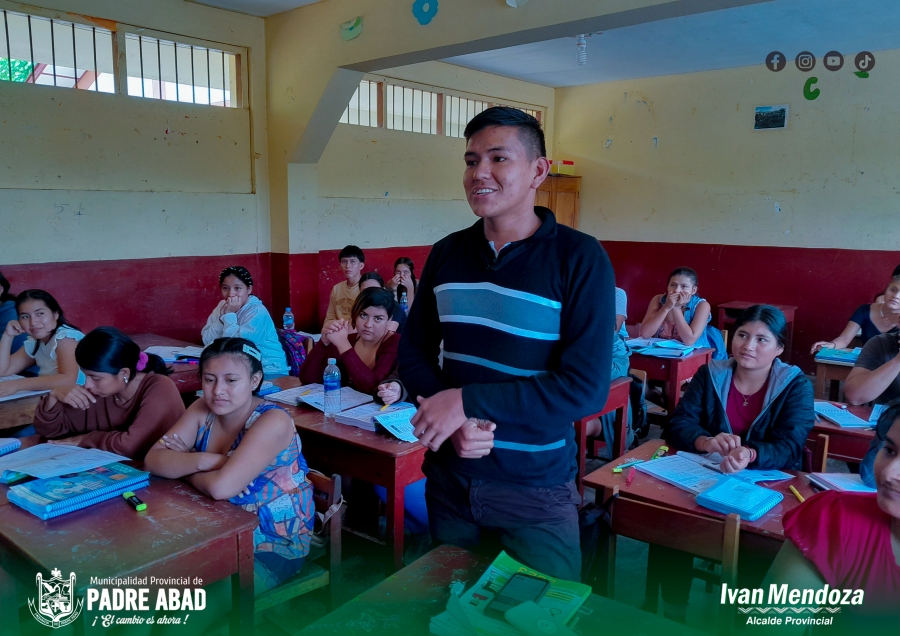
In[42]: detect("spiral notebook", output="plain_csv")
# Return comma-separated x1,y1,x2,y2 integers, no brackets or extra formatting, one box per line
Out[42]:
8,463,150,520
695,477,784,521
0,438,21,458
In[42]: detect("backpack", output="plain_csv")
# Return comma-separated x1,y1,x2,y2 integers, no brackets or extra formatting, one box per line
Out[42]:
705,324,728,360
277,328,308,377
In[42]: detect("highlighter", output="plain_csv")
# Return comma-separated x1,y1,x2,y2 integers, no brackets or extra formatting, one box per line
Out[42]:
123,491,147,511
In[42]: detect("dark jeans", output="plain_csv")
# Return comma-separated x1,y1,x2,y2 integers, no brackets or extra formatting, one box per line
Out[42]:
424,458,582,581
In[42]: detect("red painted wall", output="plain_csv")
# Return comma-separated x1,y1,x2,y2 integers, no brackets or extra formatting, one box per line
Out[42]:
4,241,895,373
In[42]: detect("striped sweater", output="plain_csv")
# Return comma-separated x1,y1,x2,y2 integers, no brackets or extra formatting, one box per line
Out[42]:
399,208,615,487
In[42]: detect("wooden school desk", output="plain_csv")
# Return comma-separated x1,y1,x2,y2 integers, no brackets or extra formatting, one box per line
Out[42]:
131,333,202,394
0,475,258,636
0,393,42,431
298,544,706,636
814,358,854,401
629,348,713,413
271,377,426,572
574,375,632,497
718,301,797,363
810,401,875,464
583,439,815,570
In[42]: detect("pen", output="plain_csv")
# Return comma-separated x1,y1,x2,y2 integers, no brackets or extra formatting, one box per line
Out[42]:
789,485,805,503
613,459,645,473
626,466,636,486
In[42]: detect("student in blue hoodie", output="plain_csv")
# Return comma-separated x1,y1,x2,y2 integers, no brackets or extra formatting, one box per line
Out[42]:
651,305,815,621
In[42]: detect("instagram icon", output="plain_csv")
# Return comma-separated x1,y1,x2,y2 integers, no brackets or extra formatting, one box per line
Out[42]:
795,51,816,71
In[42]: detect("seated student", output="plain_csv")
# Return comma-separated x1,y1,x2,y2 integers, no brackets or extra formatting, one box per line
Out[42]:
385,257,418,310
585,286,633,455
762,402,900,632
323,245,365,329
0,271,26,354
844,331,900,406
0,290,84,398
300,288,399,395
651,305,815,621
34,327,184,460
639,266,714,349
811,269,900,353
860,398,898,488
359,272,406,333
201,266,289,379
145,338,315,593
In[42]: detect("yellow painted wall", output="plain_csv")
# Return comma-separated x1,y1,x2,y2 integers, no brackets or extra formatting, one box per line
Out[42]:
0,0,269,265
554,53,900,250
311,61,555,250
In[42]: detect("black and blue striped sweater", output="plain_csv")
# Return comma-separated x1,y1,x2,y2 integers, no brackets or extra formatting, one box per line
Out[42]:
399,208,615,487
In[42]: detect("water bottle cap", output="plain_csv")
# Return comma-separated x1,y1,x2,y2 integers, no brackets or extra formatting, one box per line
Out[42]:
327,358,336,365
285,307,292,311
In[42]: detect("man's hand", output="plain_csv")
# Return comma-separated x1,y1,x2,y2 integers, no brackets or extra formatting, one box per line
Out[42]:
411,388,468,452
450,419,496,458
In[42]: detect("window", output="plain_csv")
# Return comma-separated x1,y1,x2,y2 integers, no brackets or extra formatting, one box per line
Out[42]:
0,9,114,92
124,33,239,107
339,77,544,139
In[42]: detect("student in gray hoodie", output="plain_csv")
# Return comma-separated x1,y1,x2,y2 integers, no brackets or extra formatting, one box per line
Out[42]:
650,305,815,621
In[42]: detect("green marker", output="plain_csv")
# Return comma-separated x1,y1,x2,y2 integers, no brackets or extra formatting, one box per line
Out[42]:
123,491,147,511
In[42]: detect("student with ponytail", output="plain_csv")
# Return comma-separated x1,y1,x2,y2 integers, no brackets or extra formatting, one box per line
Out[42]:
34,327,185,460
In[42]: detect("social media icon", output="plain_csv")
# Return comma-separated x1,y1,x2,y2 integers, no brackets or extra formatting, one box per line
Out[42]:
795,51,816,71
766,51,786,72
855,51,875,72
823,51,843,71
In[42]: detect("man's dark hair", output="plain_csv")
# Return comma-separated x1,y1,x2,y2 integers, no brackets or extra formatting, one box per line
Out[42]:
463,107,546,160
338,245,365,263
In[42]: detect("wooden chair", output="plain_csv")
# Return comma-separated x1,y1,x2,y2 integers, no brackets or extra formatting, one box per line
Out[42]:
600,486,740,636
803,433,830,473
573,377,632,497
720,328,729,350
255,472,344,617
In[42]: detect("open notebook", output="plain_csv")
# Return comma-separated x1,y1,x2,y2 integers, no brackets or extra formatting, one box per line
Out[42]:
814,402,872,428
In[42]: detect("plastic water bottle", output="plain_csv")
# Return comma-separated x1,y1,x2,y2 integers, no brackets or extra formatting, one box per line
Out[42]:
400,292,409,315
323,358,341,424
282,307,295,331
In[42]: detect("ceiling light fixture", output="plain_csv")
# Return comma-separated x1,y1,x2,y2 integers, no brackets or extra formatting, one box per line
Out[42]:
574,32,601,66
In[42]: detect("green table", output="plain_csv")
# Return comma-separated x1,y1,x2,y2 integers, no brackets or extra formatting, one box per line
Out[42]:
299,545,707,635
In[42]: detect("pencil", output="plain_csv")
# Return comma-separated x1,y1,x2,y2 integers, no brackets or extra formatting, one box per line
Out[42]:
380,404,389,411
789,485,805,503
300,389,312,396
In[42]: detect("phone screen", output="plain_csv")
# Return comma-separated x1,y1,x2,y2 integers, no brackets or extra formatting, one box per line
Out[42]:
485,573,550,618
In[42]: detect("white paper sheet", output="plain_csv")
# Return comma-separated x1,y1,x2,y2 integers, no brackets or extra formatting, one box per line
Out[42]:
0,444,129,479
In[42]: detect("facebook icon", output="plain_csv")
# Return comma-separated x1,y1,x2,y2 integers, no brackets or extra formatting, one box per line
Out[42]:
766,51,786,72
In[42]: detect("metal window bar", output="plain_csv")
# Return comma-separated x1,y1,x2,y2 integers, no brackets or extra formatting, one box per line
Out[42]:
49,19,55,86
92,26,98,91
190,45,195,103
71,23,76,86
27,15,34,82
138,35,144,97
3,11,11,80
157,38,161,98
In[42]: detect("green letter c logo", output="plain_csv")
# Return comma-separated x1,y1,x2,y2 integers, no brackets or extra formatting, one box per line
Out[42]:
804,76,820,100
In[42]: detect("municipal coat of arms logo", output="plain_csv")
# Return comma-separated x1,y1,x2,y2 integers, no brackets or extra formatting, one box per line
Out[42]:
28,568,84,628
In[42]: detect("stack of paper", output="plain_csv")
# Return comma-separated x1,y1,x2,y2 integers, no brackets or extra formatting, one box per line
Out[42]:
809,473,876,493
626,338,695,358
144,345,205,363
335,402,415,431
373,408,419,443
0,444,129,481
695,478,784,521
634,454,724,494
814,402,872,428
677,451,792,483
0,375,49,403
814,347,861,365
429,551,589,636
266,384,374,412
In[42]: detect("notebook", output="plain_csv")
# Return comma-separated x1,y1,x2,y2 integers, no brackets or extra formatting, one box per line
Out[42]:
814,402,871,428
0,375,50,403
695,478,784,521
335,402,416,431
373,408,419,443
625,338,695,358
0,438,21,458
8,463,150,520
808,473,876,493
0,444,129,480
814,347,861,366
266,383,373,412
634,455,724,495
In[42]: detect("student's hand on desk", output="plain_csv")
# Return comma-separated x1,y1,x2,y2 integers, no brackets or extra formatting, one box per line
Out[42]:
451,419,496,458
377,382,402,405
697,432,742,456
0,381,22,398
720,447,752,473
48,433,89,446
222,295,244,315
810,341,835,354
412,388,467,452
50,385,96,410
3,319,24,338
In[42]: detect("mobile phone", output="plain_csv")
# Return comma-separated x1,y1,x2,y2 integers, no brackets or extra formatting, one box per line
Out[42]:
485,573,550,620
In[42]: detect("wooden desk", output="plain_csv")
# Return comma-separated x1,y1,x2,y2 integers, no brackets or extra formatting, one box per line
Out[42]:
574,376,632,498
0,394,42,431
0,477,258,635
718,301,797,363
629,349,712,413
131,333,202,394
811,401,875,464
814,359,854,401
583,440,815,562
271,378,426,572
299,544,704,635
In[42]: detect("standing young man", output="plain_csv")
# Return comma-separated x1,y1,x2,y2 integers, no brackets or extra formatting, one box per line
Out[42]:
399,107,615,580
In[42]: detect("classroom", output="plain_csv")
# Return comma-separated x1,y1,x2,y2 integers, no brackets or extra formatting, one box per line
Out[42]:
0,0,898,634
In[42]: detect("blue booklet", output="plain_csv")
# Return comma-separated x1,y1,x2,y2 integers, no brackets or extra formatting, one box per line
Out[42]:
8,463,149,520
695,477,783,521
0,438,20,458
